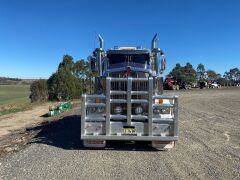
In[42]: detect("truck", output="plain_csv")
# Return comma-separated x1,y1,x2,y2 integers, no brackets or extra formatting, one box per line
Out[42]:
81,34,179,150
164,77,180,90
208,81,221,88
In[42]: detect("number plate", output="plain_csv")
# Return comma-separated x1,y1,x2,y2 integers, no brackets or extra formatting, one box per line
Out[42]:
123,126,137,135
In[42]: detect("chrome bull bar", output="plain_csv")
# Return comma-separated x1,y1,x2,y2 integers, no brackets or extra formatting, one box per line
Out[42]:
81,77,179,141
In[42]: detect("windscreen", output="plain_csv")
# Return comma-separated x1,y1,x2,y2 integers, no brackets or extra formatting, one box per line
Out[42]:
108,54,150,65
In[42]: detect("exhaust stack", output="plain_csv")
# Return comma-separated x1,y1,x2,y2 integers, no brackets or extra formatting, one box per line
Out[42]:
151,33,158,50
95,34,104,76
98,34,104,49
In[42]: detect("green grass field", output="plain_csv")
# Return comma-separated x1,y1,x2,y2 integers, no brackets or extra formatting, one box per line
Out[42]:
0,85,31,115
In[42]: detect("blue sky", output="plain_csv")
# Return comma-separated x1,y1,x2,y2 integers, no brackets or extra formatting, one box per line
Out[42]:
0,0,239,79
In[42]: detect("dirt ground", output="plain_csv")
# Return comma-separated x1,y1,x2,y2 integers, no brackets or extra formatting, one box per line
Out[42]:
0,101,80,157
0,102,55,137
0,88,239,179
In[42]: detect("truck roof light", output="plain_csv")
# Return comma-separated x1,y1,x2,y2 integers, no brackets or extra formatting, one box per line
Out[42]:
118,47,136,50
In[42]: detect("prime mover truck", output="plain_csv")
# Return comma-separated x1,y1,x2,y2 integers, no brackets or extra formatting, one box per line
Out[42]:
81,34,179,150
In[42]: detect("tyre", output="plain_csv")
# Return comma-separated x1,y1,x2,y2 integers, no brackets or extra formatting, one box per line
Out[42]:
172,85,176,90
176,85,180,90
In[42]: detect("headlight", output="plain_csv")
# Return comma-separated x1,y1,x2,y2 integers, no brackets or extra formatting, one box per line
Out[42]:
153,107,160,114
88,107,96,113
135,106,143,115
160,107,170,114
87,98,95,103
97,107,104,113
153,107,170,114
114,106,122,114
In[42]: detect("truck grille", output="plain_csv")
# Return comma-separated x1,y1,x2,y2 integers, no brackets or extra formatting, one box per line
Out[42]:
132,81,148,91
81,77,179,139
108,78,150,121
111,81,148,91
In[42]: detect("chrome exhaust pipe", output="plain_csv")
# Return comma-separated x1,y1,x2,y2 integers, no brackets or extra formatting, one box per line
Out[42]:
151,33,158,50
98,34,104,49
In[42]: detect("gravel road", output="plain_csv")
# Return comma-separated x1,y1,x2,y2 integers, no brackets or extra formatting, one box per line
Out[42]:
0,88,240,179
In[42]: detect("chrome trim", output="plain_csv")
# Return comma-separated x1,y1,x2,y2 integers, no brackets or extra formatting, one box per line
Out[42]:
81,94,86,137
127,77,132,125
131,115,148,120
108,77,149,82
131,99,148,103
152,118,174,122
85,94,105,98
132,78,149,81
131,91,148,95
152,104,174,108
86,117,105,121
86,103,106,108
110,115,127,120
110,91,127,95
82,135,178,141
173,97,179,136
110,99,127,103
104,67,152,74
153,95,179,99
107,49,150,54
106,77,111,135
148,77,153,136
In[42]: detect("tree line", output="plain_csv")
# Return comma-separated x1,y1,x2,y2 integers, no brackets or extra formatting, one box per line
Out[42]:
30,55,91,103
30,56,240,103
169,62,240,86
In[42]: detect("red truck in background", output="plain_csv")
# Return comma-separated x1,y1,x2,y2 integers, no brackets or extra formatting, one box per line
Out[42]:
164,77,180,90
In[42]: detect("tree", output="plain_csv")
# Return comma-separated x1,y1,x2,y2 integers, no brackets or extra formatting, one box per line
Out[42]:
74,59,88,79
47,55,82,101
169,63,185,83
206,70,218,80
74,59,93,93
58,54,74,71
48,68,82,101
224,68,240,86
196,63,206,81
217,77,228,86
223,71,231,80
30,79,48,103
229,68,240,82
169,62,197,84
29,54,93,102
216,73,222,79
184,62,197,83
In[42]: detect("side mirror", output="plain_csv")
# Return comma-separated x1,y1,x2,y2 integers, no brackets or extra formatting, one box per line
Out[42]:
160,55,166,71
89,56,97,72
91,59,96,72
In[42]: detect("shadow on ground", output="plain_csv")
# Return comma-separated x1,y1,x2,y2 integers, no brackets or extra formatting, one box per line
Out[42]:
26,114,158,151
